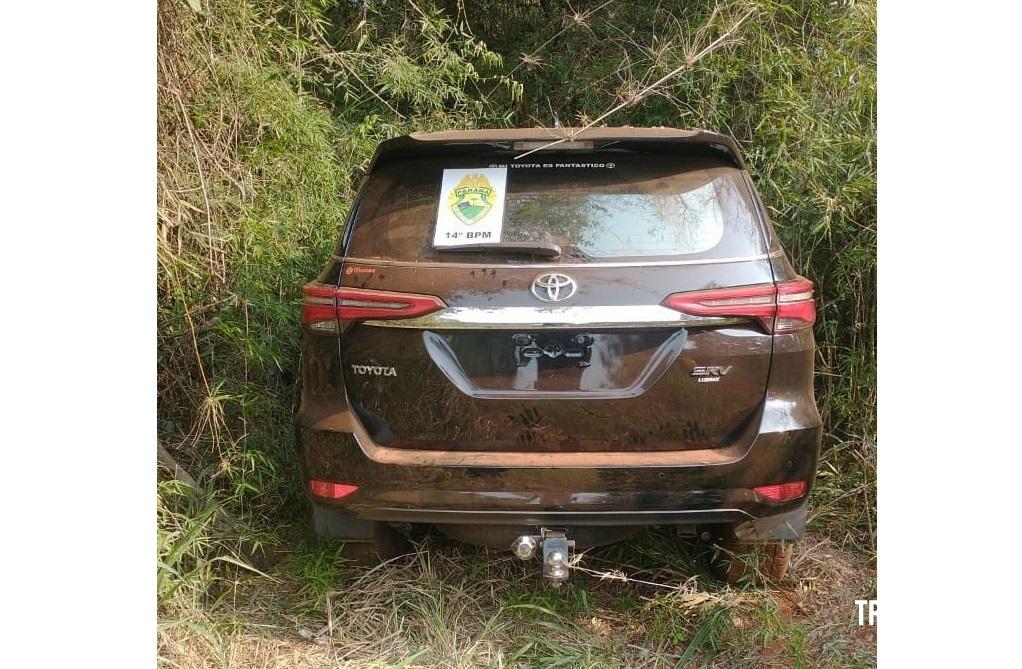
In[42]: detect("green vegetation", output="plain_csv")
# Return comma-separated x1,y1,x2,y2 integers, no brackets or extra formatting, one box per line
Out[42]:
157,0,875,666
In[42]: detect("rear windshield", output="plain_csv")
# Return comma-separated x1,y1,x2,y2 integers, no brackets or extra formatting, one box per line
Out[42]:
345,153,765,263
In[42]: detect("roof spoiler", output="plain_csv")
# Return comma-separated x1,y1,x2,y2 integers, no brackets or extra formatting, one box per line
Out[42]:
365,127,748,173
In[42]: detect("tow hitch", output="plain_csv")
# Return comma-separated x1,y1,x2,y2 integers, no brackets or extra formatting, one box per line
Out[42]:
511,529,576,587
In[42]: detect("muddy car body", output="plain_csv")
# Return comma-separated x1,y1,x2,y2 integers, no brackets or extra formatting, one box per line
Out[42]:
297,127,821,581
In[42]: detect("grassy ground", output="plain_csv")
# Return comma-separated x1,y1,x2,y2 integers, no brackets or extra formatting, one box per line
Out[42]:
159,526,875,668
157,1,876,666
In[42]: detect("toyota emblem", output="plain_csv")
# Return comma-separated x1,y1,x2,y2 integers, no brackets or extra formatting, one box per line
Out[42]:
531,273,577,302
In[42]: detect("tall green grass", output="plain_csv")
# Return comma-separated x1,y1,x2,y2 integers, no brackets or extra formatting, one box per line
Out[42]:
157,0,875,622
157,0,520,610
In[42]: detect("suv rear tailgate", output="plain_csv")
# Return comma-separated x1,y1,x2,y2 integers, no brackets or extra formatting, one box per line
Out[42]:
336,150,774,453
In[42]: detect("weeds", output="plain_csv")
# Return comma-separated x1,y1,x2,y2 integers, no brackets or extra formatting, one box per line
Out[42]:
158,530,875,668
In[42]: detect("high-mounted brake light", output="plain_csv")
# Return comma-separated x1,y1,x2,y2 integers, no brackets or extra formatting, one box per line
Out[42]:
753,480,807,503
301,284,446,335
308,480,359,500
662,277,815,334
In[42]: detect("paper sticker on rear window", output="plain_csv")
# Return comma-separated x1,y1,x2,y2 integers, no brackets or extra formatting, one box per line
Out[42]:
433,167,507,247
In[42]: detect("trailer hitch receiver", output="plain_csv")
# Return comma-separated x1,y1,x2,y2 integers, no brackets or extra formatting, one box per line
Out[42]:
511,528,575,587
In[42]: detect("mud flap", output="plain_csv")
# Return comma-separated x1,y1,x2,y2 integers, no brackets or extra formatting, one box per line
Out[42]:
731,503,807,542
311,504,407,561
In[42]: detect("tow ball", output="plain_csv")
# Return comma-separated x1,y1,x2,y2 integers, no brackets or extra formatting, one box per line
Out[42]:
511,529,576,587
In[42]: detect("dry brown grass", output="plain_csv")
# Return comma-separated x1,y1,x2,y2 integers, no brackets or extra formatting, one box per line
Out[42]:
158,532,875,669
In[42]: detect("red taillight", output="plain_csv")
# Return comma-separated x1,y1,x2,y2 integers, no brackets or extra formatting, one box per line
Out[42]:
301,283,340,335
301,284,446,335
753,480,807,503
308,480,359,500
662,277,815,334
775,278,816,333
335,288,446,321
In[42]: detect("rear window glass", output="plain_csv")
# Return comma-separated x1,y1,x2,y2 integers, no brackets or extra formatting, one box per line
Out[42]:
346,154,765,263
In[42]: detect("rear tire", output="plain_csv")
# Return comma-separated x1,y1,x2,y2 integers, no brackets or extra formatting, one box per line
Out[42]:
310,504,407,563
715,541,793,585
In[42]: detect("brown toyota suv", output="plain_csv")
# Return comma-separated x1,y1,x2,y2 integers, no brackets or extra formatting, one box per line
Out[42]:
297,128,821,584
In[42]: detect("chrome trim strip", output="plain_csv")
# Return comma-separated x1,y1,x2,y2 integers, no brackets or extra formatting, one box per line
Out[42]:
364,304,743,330
336,250,782,270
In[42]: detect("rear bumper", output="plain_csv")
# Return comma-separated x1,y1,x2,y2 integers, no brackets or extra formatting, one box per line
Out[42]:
346,505,807,542
296,399,821,541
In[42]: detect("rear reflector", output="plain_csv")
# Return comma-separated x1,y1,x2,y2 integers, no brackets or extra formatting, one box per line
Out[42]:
662,277,815,333
302,283,447,334
308,480,359,500
753,480,807,503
